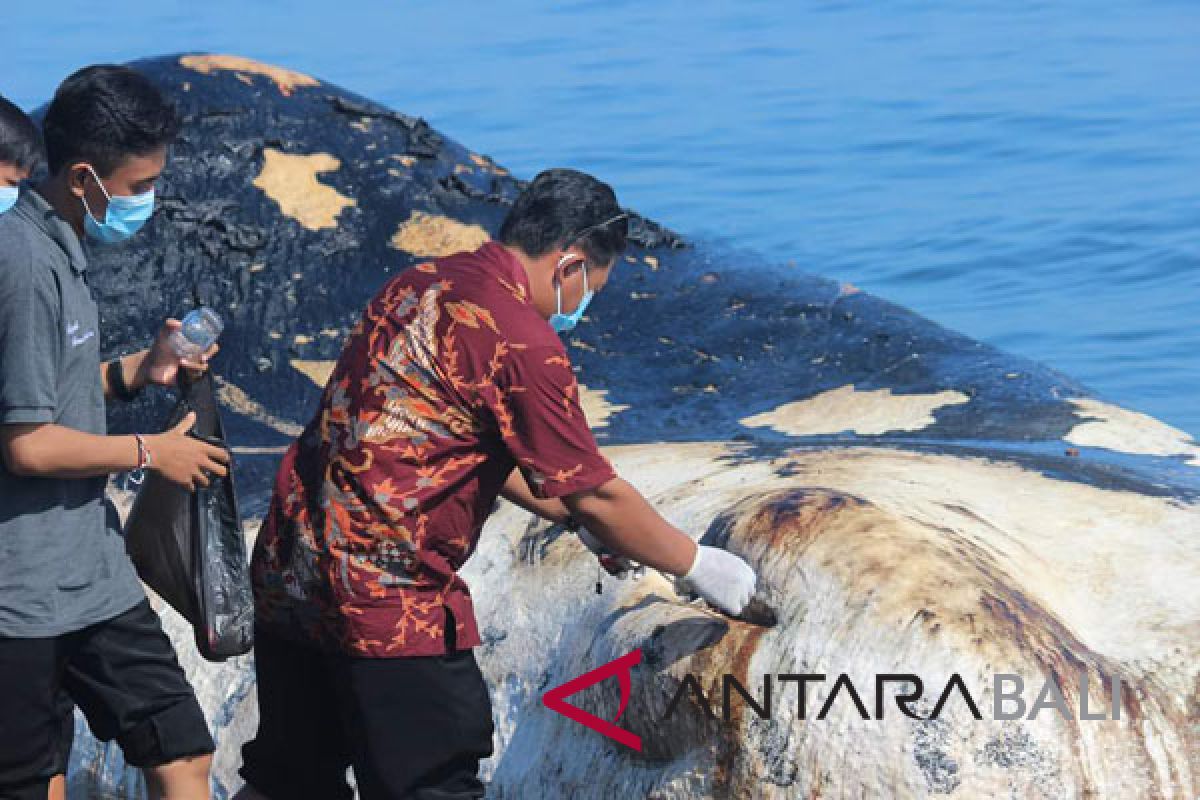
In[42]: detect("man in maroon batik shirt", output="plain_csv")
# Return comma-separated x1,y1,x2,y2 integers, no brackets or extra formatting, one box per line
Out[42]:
236,169,758,800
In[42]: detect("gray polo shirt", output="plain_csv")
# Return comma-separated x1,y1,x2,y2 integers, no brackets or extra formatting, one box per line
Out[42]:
0,187,145,637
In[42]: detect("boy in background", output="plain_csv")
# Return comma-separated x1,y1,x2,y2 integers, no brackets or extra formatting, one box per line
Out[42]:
0,95,42,215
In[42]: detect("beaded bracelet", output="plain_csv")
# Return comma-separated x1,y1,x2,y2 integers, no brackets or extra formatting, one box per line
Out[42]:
129,433,152,486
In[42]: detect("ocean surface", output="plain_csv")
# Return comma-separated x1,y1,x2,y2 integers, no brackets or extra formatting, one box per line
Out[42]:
9,1,1199,435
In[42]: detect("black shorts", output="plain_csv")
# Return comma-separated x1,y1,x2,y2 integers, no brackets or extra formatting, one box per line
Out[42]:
0,598,215,800
240,619,495,800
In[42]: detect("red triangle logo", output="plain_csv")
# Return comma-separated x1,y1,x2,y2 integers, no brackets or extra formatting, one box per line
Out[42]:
541,648,643,751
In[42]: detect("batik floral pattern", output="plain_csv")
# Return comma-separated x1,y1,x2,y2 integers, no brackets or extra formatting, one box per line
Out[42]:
251,242,617,656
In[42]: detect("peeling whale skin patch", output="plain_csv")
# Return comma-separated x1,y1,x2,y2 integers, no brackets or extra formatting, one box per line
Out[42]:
252,149,355,231
179,54,319,96
389,210,491,258
740,384,971,436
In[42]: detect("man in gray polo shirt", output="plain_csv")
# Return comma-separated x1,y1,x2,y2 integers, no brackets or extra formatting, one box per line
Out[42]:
0,66,231,800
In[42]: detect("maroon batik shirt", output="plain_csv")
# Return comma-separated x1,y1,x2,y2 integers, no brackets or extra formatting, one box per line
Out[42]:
251,241,617,656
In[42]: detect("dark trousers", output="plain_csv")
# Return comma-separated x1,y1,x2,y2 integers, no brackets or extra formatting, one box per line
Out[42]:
0,599,214,800
239,618,495,800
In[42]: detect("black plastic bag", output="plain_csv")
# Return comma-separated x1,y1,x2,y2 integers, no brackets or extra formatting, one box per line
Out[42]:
125,371,254,661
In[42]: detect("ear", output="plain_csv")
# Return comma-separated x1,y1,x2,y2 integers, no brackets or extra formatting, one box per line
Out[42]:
555,249,586,281
66,162,92,198
551,249,574,285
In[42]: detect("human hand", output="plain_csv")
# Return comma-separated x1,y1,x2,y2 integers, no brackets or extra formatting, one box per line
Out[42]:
675,544,758,617
147,412,231,491
139,319,220,387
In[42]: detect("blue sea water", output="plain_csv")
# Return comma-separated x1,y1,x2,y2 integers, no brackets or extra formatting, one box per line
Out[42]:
8,1,1199,435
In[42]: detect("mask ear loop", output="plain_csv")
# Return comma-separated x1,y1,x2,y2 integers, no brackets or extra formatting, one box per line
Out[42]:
84,164,114,202
79,164,112,224
554,252,591,316
554,253,569,316
555,210,627,316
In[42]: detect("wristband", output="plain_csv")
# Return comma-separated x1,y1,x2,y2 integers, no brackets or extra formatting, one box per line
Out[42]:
107,357,142,403
129,433,152,486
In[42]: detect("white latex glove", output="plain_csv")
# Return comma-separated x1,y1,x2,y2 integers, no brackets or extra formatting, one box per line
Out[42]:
676,545,758,617
576,527,637,577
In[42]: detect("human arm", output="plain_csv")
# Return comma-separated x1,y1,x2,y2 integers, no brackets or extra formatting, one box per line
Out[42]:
100,349,150,402
501,465,634,576
482,343,757,613
563,476,757,614
100,319,219,401
562,475,697,575
0,253,227,486
500,465,572,525
1,411,230,489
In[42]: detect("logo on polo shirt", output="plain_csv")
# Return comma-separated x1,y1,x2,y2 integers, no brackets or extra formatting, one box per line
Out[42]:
66,320,95,347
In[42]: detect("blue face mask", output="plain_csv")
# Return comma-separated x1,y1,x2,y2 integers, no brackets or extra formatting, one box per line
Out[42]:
0,186,17,216
549,254,594,333
81,165,155,244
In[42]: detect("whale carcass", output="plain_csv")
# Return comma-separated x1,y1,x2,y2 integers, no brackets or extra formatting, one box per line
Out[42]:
56,54,1199,799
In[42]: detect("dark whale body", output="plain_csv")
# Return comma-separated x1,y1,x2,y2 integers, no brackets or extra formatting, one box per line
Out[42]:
65,55,1195,498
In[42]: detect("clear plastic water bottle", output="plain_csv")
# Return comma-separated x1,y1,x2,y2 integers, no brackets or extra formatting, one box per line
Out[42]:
170,307,224,360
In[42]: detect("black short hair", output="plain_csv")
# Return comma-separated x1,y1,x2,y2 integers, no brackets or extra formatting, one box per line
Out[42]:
498,168,628,266
0,95,43,172
42,65,180,176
